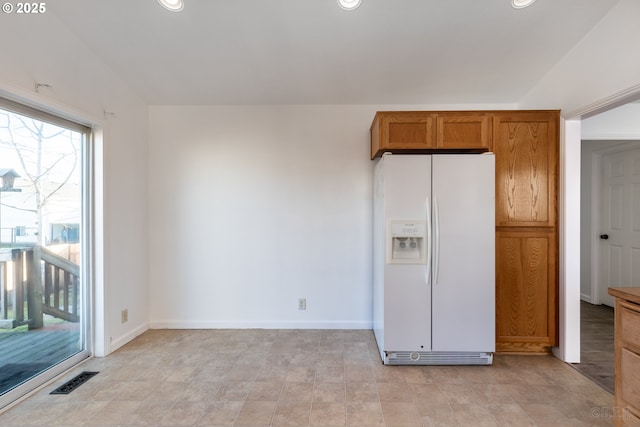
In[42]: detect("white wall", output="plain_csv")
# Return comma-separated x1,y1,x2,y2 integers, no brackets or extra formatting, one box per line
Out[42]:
521,0,640,115
582,103,640,140
148,106,375,328
0,12,149,355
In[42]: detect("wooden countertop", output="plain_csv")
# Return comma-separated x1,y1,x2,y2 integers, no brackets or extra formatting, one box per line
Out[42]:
608,287,640,305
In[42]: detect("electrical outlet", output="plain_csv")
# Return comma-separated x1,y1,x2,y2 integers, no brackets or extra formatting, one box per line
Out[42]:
121,309,128,323
298,298,306,310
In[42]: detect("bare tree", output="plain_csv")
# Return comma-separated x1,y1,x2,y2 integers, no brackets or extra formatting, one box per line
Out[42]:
0,109,80,245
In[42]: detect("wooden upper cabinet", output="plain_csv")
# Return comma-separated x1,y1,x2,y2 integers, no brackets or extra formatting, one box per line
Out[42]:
371,112,435,159
370,111,490,159
435,113,491,150
493,111,559,227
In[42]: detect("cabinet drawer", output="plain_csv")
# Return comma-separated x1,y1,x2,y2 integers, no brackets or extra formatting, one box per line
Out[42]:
621,302,640,348
622,348,640,415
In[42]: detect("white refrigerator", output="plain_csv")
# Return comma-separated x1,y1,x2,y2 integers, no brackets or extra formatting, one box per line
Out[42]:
373,153,495,365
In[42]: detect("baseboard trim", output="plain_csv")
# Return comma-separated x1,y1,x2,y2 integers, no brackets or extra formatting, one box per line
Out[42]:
108,322,149,354
580,293,594,304
148,320,373,330
496,342,553,354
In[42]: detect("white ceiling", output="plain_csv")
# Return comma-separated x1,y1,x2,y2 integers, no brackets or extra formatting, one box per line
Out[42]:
50,0,619,105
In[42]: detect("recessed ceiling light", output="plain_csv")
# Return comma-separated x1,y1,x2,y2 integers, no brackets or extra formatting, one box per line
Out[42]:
512,0,536,8
337,0,362,11
158,0,184,12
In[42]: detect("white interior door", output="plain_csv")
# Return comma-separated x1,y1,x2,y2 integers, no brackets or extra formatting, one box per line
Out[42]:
598,147,640,307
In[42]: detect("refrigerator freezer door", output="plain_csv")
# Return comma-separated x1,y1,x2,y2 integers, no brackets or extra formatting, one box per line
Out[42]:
381,155,432,352
431,154,495,352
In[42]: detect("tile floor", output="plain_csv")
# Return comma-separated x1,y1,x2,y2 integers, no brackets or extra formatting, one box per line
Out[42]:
0,329,615,426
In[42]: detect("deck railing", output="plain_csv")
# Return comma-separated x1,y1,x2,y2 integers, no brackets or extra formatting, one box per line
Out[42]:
41,247,80,322
0,245,80,330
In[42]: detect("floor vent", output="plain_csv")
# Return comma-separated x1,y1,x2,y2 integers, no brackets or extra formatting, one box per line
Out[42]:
50,371,99,395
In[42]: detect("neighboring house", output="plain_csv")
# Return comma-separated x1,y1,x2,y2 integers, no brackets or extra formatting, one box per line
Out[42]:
0,166,80,244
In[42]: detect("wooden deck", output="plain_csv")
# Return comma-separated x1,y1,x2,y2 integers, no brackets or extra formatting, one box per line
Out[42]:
0,245,83,395
0,326,81,395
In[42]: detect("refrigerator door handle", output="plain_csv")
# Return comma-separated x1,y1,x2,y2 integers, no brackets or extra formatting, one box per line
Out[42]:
434,195,440,284
425,196,432,285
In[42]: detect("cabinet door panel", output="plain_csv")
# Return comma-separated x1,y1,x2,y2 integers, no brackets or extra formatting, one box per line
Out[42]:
496,230,557,349
494,113,558,227
383,113,434,149
436,114,490,149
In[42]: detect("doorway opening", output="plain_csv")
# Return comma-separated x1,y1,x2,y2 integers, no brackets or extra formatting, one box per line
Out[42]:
568,101,640,392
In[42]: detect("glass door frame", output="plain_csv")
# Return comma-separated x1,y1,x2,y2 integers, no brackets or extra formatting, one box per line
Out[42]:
0,97,93,410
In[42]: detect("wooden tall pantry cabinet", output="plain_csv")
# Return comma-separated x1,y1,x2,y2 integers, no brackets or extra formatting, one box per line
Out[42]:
371,110,560,353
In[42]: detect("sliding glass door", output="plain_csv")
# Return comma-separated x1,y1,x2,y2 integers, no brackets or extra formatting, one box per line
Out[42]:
0,98,91,408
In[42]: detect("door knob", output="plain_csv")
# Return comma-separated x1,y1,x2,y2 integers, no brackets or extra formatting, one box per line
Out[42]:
600,234,609,240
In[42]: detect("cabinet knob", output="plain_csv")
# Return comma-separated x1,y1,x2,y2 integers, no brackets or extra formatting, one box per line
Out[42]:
600,234,609,240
